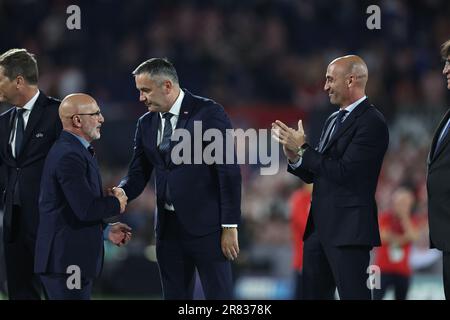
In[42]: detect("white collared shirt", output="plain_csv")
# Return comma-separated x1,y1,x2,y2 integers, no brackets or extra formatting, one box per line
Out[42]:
157,89,184,146
159,89,184,211
9,90,40,158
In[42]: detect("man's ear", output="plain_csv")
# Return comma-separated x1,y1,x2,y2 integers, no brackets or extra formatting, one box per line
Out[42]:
72,115,82,128
163,79,173,93
347,75,354,87
15,75,25,88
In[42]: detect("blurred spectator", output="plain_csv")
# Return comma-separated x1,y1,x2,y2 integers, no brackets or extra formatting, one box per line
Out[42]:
289,183,312,300
373,187,425,300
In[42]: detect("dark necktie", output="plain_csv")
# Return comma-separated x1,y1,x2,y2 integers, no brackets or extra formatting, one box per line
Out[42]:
158,112,173,153
88,145,96,157
15,108,26,158
159,113,174,206
320,109,348,152
331,109,348,139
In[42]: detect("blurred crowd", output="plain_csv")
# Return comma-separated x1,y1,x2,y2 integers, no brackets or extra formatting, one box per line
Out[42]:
1,0,450,298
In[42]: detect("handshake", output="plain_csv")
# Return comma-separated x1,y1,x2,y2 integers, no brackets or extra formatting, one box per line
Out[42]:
106,187,132,247
108,186,128,213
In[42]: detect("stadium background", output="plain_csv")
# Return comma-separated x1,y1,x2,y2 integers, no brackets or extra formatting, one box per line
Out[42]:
0,0,449,299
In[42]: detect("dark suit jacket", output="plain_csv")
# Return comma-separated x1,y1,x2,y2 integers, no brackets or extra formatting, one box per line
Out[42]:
34,131,120,278
119,90,241,238
0,92,62,243
288,99,389,247
427,108,450,251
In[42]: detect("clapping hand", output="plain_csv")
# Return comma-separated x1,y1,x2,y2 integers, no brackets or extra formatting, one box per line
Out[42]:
272,120,306,162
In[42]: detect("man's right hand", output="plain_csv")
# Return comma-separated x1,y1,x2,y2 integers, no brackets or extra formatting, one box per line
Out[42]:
108,187,128,213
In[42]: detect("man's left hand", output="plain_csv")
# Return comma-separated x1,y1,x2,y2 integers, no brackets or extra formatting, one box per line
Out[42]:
108,222,132,246
221,228,239,261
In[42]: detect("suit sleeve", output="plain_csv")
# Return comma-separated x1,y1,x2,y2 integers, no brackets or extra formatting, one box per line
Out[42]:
205,105,242,225
287,114,337,184
56,152,120,222
287,160,314,183
118,118,154,201
293,114,389,185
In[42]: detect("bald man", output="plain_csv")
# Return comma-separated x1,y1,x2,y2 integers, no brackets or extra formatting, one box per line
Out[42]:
34,94,130,299
273,55,389,299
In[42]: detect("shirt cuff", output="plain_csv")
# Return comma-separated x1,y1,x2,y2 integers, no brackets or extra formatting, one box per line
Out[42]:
288,157,303,169
103,225,111,241
222,224,238,228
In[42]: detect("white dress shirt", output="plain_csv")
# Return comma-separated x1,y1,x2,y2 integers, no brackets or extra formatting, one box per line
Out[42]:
159,90,184,211
9,90,40,158
157,90,237,228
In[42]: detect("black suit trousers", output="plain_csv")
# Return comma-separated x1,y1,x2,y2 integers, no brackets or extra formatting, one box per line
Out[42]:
302,230,372,300
3,205,42,299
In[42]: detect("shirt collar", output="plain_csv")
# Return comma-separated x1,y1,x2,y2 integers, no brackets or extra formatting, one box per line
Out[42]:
66,130,91,149
341,95,367,114
159,89,184,119
17,90,40,113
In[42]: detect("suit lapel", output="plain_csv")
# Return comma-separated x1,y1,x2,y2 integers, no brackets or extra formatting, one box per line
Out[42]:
322,99,369,153
62,132,103,195
170,91,195,167
19,92,46,160
318,112,338,152
174,91,194,131
429,108,450,164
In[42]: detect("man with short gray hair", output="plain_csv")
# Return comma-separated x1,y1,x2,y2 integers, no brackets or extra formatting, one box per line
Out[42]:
115,58,242,299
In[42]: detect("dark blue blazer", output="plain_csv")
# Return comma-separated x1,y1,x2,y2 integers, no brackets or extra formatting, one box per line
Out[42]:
119,90,241,237
34,131,120,278
427,108,450,251
0,92,62,243
288,99,389,247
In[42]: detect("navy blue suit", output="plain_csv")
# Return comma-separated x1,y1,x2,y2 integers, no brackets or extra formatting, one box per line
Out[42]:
288,99,389,299
34,131,121,299
427,108,450,299
0,92,62,299
119,90,241,299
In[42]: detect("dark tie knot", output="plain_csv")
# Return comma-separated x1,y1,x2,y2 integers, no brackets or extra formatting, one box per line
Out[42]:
87,145,96,157
17,108,26,116
163,113,173,121
337,109,348,121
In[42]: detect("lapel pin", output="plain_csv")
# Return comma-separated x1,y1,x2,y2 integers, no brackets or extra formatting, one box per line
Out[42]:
183,111,188,114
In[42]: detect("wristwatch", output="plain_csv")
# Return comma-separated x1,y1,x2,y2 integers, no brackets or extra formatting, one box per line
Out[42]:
297,143,309,157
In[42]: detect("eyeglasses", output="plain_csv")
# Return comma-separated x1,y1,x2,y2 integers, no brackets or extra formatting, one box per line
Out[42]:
71,110,102,118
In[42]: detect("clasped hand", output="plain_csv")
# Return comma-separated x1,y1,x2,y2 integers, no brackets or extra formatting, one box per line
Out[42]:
108,187,128,213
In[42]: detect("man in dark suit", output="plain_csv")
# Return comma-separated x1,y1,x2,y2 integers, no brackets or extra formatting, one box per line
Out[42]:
35,93,130,300
114,58,241,299
0,48,62,299
273,55,389,299
427,39,450,299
